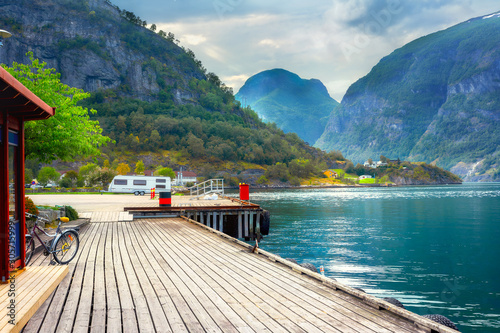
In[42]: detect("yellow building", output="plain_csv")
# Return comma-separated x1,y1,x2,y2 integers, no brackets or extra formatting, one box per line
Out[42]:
324,170,338,179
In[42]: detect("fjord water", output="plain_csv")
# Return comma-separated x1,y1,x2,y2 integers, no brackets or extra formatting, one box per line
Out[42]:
250,183,500,332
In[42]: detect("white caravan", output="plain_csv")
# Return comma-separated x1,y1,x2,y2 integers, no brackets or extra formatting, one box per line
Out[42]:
108,175,171,195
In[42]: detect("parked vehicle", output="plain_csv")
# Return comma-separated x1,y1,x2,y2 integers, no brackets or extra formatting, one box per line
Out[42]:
107,175,171,195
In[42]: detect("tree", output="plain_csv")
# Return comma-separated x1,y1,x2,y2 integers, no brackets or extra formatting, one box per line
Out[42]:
37,167,60,186
186,133,205,157
150,24,157,32
135,160,145,175
25,168,34,184
88,168,117,188
60,170,78,188
368,158,373,165
344,161,355,174
116,163,131,175
3,52,111,163
265,163,290,182
155,167,175,179
79,163,98,185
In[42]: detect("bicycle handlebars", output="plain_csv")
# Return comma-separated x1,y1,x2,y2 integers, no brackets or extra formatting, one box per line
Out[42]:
25,212,69,224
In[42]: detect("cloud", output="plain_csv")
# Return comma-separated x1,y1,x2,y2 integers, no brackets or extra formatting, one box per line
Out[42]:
221,74,250,90
112,0,500,100
182,34,207,46
258,39,280,48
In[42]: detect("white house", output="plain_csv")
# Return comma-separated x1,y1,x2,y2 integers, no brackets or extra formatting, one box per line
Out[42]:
364,160,388,168
359,175,373,180
364,161,377,168
174,171,197,186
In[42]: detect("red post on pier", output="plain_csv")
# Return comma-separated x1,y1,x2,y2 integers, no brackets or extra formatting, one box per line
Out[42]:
239,183,250,201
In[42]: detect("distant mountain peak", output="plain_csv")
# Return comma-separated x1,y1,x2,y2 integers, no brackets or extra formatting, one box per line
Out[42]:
481,12,500,20
236,69,338,144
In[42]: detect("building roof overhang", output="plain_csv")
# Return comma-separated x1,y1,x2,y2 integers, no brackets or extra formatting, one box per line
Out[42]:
0,66,55,120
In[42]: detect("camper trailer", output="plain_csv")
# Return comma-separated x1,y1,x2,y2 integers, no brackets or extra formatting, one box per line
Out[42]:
108,175,171,195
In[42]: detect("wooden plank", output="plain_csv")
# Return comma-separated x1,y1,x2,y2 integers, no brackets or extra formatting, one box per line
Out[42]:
134,222,205,333
103,222,121,333
147,219,302,332
64,223,104,333
0,266,67,333
125,222,189,333
144,220,287,333
120,222,172,332
111,222,139,333
89,223,108,332
137,220,236,332
115,222,155,332
53,223,102,333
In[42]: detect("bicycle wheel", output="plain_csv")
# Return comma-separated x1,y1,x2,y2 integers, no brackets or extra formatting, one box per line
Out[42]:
25,235,35,265
53,230,80,264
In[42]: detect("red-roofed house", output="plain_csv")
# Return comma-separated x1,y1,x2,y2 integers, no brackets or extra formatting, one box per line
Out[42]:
174,171,197,186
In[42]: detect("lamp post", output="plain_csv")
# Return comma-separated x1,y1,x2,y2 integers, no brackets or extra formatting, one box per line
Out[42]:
0,29,12,47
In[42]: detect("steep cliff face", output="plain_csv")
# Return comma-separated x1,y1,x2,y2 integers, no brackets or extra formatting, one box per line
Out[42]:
0,0,203,103
236,69,339,144
316,12,500,181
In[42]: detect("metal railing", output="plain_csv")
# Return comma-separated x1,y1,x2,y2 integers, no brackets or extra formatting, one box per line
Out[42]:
189,179,224,199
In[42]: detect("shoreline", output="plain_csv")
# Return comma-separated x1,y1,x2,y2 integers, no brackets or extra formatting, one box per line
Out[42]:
225,182,463,191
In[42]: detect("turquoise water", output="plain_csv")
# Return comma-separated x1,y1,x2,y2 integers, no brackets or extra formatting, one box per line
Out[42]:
249,183,500,333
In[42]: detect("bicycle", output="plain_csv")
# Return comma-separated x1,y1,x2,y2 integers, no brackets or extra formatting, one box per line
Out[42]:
25,212,80,265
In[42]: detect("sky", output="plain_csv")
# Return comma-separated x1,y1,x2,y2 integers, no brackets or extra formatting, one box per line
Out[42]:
111,0,499,101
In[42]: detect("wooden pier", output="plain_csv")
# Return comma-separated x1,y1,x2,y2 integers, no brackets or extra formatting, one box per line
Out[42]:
22,217,457,333
124,195,269,241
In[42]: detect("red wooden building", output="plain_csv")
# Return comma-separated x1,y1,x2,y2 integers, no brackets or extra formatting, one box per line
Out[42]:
0,66,55,282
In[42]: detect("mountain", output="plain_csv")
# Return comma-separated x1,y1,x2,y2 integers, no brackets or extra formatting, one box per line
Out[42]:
315,12,500,181
0,0,335,182
0,0,203,104
235,69,339,144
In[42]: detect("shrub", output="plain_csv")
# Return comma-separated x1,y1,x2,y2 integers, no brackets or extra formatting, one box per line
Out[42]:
65,206,79,221
289,177,301,186
25,196,39,215
257,175,269,184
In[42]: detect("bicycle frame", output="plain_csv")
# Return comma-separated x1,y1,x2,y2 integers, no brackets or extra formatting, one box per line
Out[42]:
25,213,80,265
26,214,64,255
28,223,58,254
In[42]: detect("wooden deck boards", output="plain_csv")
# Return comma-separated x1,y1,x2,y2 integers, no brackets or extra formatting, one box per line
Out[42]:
22,218,454,333
0,265,67,333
